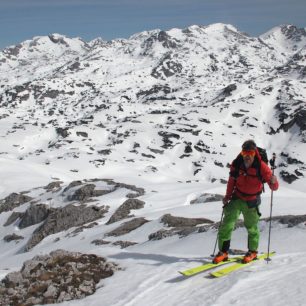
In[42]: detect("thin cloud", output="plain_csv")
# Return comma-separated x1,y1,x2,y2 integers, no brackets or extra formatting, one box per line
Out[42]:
1,0,305,10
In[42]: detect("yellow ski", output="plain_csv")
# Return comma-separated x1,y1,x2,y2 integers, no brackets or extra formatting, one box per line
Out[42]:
179,256,243,277
210,252,276,278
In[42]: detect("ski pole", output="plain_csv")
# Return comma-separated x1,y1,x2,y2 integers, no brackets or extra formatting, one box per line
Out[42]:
266,153,276,263
211,208,224,257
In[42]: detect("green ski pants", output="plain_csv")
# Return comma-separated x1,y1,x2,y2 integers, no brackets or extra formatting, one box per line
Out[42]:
218,198,260,252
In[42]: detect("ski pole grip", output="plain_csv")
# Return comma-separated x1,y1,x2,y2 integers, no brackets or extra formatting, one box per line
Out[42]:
269,153,276,170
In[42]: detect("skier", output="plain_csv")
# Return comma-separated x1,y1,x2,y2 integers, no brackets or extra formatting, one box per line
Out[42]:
213,140,279,264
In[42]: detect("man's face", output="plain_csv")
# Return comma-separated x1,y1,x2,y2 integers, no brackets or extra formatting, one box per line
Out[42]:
241,150,255,168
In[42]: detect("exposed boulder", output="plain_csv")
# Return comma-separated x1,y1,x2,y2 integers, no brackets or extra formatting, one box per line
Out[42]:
91,239,111,246
184,143,193,154
97,149,111,155
67,184,114,202
112,241,138,248
193,140,210,153
112,182,145,198
149,229,177,240
67,222,98,237
56,127,69,138
24,204,108,251
62,179,144,200
106,217,149,236
158,131,180,149
3,233,24,242
161,214,213,227
106,199,145,224
76,131,88,138
19,204,52,229
63,180,83,192
4,212,23,226
44,181,63,192
0,192,33,214
222,83,237,95
149,214,214,241
136,84,172,99
190,193,224,204
213,83,237,103
67,184,95,201
150,215,243,241
149,227,202,240
0,249,120,306
287,156,304,165
280,170,299,184
263,214,306,227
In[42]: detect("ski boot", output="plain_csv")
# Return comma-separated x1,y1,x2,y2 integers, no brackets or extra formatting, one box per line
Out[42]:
243,250,258,263
213,251,228,264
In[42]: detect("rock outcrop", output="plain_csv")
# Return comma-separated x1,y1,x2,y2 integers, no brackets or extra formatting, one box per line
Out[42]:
107,199,145,224
0,193,33,214
24,204,108,251
0,249,120,305
106,217,149,236
19,204,52,229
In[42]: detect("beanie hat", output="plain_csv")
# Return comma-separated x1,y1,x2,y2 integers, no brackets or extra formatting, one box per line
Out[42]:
242,139,257,150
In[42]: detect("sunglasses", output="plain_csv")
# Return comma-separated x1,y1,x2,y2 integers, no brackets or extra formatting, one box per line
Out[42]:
241,150,255,157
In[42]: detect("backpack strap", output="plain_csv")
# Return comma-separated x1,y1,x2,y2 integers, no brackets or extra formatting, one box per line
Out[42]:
230,154,266,193
253,157,266,192
230,154,243,179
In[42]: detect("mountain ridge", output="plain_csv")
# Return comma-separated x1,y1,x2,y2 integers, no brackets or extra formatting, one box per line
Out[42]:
0,23,305,187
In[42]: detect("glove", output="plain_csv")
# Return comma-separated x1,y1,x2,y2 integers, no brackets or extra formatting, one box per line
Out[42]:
270,175,277,184
222,196,230,206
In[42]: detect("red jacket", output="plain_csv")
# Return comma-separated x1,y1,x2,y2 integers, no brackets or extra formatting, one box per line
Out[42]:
225,151,279,202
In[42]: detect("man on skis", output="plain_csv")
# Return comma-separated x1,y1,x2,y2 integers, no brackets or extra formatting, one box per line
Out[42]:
213,140,279,264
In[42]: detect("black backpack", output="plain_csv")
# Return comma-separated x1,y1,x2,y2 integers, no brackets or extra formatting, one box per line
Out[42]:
257,147,268,164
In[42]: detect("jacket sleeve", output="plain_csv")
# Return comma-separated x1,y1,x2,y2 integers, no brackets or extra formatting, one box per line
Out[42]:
261,161,279,191
224,165,236,200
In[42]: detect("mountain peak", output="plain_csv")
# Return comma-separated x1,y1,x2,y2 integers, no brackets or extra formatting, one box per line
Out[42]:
205,23,239,32
279,24,306,43
260,24,306,54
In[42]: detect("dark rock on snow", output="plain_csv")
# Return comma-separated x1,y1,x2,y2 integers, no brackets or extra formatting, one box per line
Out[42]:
67,184,114,202
107,199,145,224
106,217,149,237
190,193,224,204
0,193,33,214
24,204,108,251
4,212,23,226
19,204,52,229
161,214,213,227
0,249,120,306
3,233,24,242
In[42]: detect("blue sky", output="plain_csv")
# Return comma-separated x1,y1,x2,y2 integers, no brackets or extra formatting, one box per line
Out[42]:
0,0,305,49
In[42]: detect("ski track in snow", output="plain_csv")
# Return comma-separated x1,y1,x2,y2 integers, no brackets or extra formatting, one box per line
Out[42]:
103,253,306,306
55,246,305,306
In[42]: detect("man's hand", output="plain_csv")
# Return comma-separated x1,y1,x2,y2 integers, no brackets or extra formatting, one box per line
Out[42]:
270,175,277,184
222,197,229,206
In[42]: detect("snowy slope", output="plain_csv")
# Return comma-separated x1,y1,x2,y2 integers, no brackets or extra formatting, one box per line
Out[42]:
0,23,306,306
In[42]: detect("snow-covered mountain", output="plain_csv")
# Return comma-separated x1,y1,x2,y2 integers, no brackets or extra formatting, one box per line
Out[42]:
0,23,306,306
0,24,305,186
